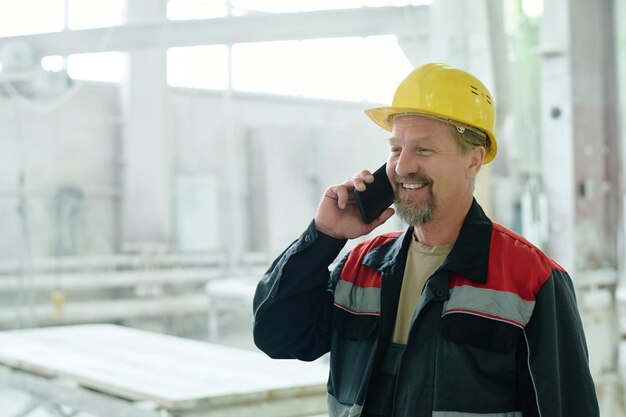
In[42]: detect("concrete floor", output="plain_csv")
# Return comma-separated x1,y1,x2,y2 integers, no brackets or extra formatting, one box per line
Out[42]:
2,304,625,417
0,304,260,417
0,302,330,417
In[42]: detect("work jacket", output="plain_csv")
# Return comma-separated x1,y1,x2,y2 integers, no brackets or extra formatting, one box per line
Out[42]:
253,200,600,417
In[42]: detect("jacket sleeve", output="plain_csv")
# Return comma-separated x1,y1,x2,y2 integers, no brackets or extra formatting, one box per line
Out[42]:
521,269,600,417
252,220,347,361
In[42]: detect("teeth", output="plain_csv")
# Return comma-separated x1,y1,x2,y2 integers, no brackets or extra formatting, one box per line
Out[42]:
403,183,426,190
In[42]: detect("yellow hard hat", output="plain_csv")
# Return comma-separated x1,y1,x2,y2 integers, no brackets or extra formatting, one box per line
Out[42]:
365,62,497,164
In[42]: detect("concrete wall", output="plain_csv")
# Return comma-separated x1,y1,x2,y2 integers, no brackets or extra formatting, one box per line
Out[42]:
0,84,120,259
0,85,405,262
168,89,404,260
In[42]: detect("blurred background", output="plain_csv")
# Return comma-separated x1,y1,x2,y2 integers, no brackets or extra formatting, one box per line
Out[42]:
0,0,624,415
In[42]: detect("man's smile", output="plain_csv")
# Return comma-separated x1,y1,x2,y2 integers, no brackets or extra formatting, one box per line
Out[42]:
401,182,428,190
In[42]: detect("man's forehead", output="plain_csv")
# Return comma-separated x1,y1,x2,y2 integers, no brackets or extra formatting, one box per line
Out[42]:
388,116,456,146
390,117,451,139
391,114,448,128
387,134,438,145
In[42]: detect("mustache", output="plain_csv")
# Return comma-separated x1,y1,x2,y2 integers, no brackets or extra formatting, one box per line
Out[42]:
393,174,432,185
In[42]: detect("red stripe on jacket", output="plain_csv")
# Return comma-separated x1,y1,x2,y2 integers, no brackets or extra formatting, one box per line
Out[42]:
340,232,403,288
449,223,564,301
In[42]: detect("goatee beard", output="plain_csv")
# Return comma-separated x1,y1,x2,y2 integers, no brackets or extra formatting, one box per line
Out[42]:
393,175,435,227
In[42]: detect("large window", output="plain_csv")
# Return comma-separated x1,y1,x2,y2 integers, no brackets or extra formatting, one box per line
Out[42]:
67,0,126,30
66,1,127,83
0,0,124,37
67,52,127,83
0,0,126,83
0,0,65,37
167,0,227,20
167,45,230,90
165,35,413,102
0,2,416,97
232,36,413,103
231,40,301,97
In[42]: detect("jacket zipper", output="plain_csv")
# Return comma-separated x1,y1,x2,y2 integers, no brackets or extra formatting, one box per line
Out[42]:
389,274,439,417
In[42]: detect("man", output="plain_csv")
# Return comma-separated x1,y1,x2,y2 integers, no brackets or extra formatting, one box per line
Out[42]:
253,63,599,417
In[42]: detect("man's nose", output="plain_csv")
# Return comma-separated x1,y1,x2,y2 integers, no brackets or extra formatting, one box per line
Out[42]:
395,150,418,178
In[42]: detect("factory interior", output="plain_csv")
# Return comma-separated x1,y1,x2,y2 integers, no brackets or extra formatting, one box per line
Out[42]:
0,0,624,416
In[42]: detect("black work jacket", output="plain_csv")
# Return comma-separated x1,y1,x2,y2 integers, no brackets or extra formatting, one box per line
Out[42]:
253,200,600,417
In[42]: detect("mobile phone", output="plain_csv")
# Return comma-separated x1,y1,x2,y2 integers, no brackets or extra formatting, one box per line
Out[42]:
353,163,395,224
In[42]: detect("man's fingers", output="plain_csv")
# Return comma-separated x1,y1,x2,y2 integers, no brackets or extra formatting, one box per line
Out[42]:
326,183,360,210
335,185,350,209
334,168,379,209
349,170,374,192
354,170,374,182
352,178,366,192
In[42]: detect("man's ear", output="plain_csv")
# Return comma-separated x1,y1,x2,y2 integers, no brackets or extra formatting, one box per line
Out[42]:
467,146,486,177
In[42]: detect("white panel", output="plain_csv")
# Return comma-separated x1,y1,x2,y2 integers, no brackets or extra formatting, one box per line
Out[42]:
175,176,220,252
246,123,400,256
248,127,318,255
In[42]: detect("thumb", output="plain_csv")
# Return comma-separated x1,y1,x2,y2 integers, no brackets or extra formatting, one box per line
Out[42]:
366,207,395,231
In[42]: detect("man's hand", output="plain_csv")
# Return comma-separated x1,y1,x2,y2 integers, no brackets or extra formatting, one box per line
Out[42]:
314,170,395,240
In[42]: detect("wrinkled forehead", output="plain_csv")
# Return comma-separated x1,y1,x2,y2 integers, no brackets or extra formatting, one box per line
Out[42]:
393,113,437,123
391,114,451,134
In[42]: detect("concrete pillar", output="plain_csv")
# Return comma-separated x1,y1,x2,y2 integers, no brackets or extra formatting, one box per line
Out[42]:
541,1,623,414
539,0,575,269
540,0,620,273
616,0,626,273
120,0,172,251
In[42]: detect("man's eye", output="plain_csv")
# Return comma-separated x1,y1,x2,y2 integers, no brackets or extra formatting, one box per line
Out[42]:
390,147,401,154
417,148,434,155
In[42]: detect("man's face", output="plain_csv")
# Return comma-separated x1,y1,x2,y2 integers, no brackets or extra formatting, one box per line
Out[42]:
385,115,479,227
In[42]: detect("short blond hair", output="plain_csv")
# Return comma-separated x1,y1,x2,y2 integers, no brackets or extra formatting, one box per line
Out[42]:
449,125,489,155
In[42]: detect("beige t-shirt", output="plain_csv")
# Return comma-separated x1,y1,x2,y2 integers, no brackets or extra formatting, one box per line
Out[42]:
391,237,453,344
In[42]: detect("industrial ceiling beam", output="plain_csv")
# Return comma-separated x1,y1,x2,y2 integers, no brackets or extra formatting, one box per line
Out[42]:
0,6,428,56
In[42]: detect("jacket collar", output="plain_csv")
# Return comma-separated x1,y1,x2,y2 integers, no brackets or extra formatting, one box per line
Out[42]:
440,198,492,284
362,198,492,284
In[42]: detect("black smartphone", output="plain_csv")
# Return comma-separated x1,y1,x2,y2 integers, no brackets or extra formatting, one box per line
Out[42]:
353,163,395,224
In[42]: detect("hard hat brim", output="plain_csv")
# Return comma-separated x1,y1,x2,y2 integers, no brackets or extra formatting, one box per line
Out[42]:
365,106,497,164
